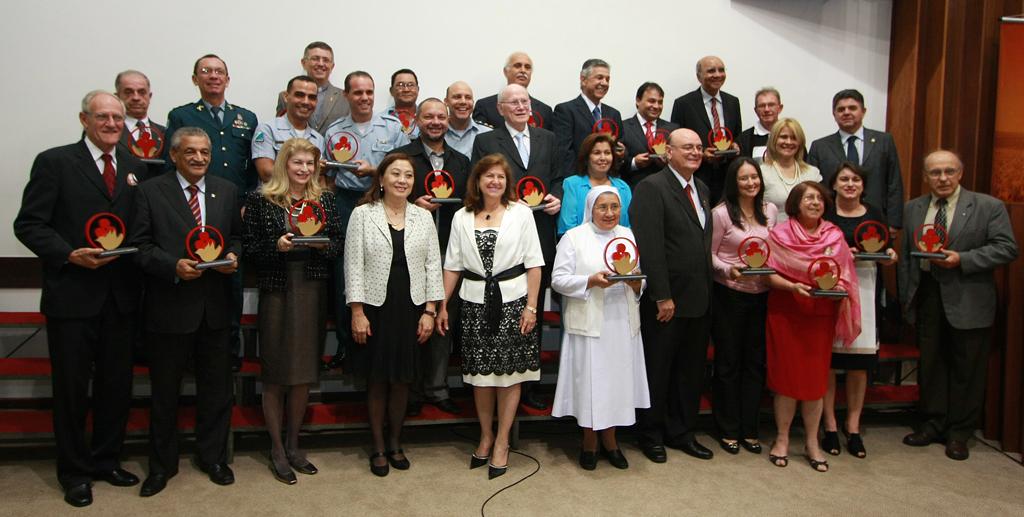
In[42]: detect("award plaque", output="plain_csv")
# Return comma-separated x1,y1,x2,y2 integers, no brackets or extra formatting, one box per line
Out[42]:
186,225,234,270
288,199,331,245
591,118,620,139
528,111,544,129
396,110,415,135
707,127,739,157
648,128,670,158
128,125,166,165
516,176,547,211
737,236,775,275
604,237,646,281
807,257,847,298
424,169,462,205
910,223,949,259
852,221,891,261
85,212,138,257
324,131,360,171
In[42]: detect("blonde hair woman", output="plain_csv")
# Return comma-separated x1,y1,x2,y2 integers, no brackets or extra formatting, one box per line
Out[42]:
761,118,821,222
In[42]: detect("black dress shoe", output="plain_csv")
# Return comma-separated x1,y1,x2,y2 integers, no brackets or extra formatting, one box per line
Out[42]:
369,452,389,477
406,400,423,417
64,483,92,507
578,450,598,470
521,390,548,410
286,454,318,475
197,462,235,485
670,438,714,460
718,439,740,455
95,468,140,487
139,474,168,497
268,461,297,485
602,449,629,469
902,431,938,447
640,443,667,463
945,440,969,461
430,398,462,415
386,449,411,470
740,439,763,454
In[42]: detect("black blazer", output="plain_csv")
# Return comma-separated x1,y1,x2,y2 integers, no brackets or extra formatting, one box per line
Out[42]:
242,190,342,292
736,127,767,160
669,88,742,200
619,115,679,186
471,124,561,265
130,171,242,334
14,141,145,318
806,128,904,228
473,94,554,130
118,120,167,180
628,167,713,318
389,140,470,253
551,95,623,176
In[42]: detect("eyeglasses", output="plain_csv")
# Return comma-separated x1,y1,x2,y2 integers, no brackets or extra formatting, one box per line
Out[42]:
668,144,703,153
755,103,779,110
926,167,960,178
198,67,227,77
88,113,125,123
393,82,418,90
305,56,333,64
499,99,531,108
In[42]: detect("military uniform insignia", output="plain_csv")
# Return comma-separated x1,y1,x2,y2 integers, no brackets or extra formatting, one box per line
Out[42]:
254,131,265,143
196,104,204,111
232,114,250,130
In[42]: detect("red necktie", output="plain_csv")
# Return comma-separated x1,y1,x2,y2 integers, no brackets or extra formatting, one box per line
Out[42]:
710,97,721,132
187,185,202,226
684,183,699,215
645,121,654,147
101,154,115,196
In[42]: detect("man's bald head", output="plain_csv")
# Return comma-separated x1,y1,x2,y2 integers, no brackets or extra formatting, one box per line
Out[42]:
696,55,727,95
497,84,531,130
923,149,964,199
665,128,703,178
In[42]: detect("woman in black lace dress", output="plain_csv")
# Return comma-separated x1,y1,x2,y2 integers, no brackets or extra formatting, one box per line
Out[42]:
437,154,545,479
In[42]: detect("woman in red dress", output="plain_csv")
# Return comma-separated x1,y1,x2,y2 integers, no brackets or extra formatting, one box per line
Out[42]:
764,182,860,472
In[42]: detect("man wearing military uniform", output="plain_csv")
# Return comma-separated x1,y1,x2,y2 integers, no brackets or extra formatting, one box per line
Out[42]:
164,54,257,370
444,81,492,159
321,71,409,369
253,75,325,182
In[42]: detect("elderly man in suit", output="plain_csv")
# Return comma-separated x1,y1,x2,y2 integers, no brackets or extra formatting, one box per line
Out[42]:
669,55,741,203
552,58,624,177
619,82,678,186
130,127,242,496
115,70,166,179
898,150,1017,460
275,41,349,134
808,89,904,230
14,90,145,507
473,52,554,130
472,83,561,410
629,128,715,463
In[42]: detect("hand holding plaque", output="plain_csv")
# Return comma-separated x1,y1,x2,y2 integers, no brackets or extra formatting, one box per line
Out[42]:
128,125,166,165
910,223,948,259
708,127,739,158
516,176,547,211
86,212,138,257
807,257,847,298
288,199,331,246
425,170,462,205
604,237,646,281
186,225,235,270
852,221,891,261
324,131,360,172
737,236,775,275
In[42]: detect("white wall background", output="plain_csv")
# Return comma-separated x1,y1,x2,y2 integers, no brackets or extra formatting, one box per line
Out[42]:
0,0,892,258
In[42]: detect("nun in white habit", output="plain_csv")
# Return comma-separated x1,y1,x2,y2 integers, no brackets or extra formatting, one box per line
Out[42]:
551,185,651,470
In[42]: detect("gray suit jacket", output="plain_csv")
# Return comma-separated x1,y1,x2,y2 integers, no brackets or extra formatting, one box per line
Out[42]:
276,83,350,135
807,128,904,228
898,188,1018,329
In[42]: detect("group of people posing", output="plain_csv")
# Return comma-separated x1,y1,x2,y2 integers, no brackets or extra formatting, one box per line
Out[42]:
13,43,1018,509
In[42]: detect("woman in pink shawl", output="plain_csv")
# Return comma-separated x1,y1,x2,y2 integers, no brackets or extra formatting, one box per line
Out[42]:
764,181,860,473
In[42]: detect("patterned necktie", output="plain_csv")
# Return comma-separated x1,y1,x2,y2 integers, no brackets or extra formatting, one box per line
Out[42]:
136,119,147,138
934,198,948,230
846,135,860,165
187,184,202,226
710,97,721,132
211,106,222,124
592,105,601,122
101,154,115,196
514,133,529,167
645,121,654,147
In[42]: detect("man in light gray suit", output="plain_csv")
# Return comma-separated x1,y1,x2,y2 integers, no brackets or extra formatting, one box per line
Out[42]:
275,41,349,134
898,149,1017,460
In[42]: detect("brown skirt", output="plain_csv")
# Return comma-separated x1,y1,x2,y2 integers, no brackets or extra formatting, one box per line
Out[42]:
258,261,326,385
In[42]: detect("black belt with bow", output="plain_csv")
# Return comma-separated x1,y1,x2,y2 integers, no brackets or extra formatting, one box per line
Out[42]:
463,264,527,332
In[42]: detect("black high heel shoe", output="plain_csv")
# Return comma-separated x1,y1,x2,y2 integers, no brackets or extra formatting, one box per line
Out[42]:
488,462,509,480
369,452,389,477
822,431,841,456
286,450,318,475
844,429,867,458
470,454,489,470
269,455,297,485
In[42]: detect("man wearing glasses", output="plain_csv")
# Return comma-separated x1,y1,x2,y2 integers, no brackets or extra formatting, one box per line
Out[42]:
737,87,783,163
898,150,1017,461
275,42,349,134
383,68,421,138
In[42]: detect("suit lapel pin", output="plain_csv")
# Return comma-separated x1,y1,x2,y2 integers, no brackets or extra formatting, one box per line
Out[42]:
211,193,216,198
127,173,138,186
871,138,876,143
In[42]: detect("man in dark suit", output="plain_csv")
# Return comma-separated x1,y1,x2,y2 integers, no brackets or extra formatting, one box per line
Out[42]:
390,98,470,417
472,83,562,410
473,52,553,130
14,90,144,507
898,150,1018,460
807,89,904,229
619,82,678,186
629,128,715,463
737,87,783,162
130,127,242,497
551,58,624,177
275,41,350,134
669,55,742,204
115,70,166,179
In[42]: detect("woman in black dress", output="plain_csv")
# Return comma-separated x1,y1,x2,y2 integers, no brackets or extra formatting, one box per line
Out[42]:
243,138,342,484
344,153,444,476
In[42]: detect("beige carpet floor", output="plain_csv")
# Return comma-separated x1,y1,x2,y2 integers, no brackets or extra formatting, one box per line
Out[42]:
0,421,1021,517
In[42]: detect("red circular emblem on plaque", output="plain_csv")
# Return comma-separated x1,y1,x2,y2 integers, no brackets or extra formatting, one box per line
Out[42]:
424,170,456,199
807,257,842,290
516,176,547,207
327,131,359,163
737,236,771,268
85,212,127,250
591,118,620,139
648,128,670,156
186,225,225,263
128,125,165,159
528,111,544,129
288,199,326,237
604,237,640,275
913,223,948,253
708,127,735,152
854,221,889,253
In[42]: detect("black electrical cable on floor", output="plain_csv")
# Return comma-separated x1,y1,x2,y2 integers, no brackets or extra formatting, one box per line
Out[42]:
450,426,544,517
3,328,41,358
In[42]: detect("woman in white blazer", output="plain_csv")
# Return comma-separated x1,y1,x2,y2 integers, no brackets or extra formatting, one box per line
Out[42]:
551,186,649,471
436,154,544,480
344,153,444,477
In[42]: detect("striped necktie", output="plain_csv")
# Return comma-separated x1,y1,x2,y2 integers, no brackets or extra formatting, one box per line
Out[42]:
187,184,202,226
